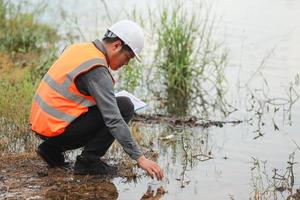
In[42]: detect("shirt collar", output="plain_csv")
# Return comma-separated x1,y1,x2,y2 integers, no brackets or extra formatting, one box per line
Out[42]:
92,39,110,66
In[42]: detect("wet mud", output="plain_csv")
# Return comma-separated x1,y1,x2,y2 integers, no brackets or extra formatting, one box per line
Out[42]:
0,152,162,200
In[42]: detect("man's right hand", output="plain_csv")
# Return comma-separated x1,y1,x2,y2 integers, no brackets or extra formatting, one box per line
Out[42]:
137,155,164,181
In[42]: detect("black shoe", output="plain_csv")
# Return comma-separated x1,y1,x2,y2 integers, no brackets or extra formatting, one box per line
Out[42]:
36,143,69,168
74,155,118,175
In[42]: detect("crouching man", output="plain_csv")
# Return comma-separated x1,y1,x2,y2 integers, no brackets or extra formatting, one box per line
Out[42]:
29,20,164,180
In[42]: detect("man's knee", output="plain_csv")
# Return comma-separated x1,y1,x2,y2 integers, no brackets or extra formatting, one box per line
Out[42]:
116,96,134,123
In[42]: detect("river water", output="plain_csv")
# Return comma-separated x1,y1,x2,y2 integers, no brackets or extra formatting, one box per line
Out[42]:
31,0,300,199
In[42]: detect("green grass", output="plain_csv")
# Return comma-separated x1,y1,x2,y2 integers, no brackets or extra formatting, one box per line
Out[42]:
0,0,58,54
118,59,141,93
148,2,229,117
155,4,196,116
0,68,37,151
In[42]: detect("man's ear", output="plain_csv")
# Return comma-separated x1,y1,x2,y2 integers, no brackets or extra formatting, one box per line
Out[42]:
112,40,123,51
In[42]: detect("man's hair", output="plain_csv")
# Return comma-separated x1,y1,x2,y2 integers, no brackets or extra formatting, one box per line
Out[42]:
102,30,132,53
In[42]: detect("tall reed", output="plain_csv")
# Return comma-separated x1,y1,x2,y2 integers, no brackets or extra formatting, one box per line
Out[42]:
155,5,196,116
151,2,229,117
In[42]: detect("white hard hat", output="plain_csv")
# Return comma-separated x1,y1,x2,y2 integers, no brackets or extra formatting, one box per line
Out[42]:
108,20,144,62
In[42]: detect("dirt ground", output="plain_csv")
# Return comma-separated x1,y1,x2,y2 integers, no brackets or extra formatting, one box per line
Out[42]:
0,152,161,200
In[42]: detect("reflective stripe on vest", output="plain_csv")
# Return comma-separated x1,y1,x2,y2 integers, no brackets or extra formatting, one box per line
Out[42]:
30,42,113,137
34,93,75,123
42,58,106,107
35,58,106,123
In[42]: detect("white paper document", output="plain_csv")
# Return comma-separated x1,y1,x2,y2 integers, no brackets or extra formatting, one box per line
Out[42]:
115,90,148,111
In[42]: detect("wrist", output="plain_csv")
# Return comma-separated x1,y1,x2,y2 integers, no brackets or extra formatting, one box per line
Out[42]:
137,155,146,164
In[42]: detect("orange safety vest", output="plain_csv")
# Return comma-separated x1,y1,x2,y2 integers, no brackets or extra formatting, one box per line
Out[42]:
29,41,114,137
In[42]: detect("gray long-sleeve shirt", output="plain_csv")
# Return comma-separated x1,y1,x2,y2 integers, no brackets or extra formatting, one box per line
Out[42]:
75,65,143,160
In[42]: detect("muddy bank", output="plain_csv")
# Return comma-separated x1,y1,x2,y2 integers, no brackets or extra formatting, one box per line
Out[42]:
132,113,243,128
0,152,161,200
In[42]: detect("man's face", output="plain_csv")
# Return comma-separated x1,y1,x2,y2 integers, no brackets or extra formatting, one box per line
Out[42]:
109,41,135,70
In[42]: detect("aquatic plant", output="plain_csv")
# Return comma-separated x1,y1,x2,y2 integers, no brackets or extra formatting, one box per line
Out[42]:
244,69,299,139
154,4,195,116
142,2,230,118
250,152,298,199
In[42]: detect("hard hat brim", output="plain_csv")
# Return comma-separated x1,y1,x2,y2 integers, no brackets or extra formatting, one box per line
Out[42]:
134,53,141,63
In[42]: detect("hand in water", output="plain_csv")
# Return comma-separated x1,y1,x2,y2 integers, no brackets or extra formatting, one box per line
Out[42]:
137,155,164,181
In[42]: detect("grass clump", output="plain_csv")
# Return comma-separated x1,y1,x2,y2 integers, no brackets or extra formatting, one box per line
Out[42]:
147,2,229,118
155,4,196,116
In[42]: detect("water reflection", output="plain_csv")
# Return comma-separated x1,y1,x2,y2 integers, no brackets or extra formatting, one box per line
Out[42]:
141,185,166,200
166,89,190,117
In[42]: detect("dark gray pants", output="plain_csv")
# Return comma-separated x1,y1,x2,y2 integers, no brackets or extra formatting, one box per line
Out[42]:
38,96,134,161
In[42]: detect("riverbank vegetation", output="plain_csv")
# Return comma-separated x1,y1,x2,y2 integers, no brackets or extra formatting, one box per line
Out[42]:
0,0,59,151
